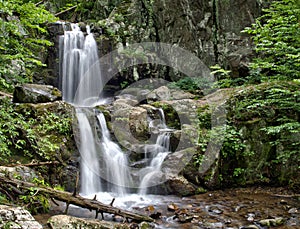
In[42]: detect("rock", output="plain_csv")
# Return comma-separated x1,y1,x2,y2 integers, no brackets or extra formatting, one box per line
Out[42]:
0,205,42,229
147,86,171,102
0,165,39,179
147,86,196,102
13,84,61,103
201,221,223,228
15,101,78,191
258,217,285,227
208,206,223,214
288,207,298,214
286,217,300,226
167,203,179,212
162,147,197,175
137,89,151,102
241,225,259,229
139,221,154,229
48,215,130,229
129,106,149,140
114,97,138,107
165,174,197,196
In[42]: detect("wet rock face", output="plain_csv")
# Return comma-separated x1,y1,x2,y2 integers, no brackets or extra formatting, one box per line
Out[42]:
0,205,42,229
13,83,62,103
44,1,266,86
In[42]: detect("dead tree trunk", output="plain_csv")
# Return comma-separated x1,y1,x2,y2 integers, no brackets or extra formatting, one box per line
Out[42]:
0,176,153,222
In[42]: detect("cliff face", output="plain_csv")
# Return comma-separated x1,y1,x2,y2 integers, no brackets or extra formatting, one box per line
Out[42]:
45,0,266,86
152,0,262,76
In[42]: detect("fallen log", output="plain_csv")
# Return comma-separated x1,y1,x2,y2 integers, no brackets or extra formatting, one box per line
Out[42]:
0,176,154,222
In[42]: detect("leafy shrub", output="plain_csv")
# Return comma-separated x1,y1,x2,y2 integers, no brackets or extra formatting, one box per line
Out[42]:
243,0,300,81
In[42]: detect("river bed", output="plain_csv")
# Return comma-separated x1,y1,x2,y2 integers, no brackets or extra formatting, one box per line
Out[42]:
36,186,299,228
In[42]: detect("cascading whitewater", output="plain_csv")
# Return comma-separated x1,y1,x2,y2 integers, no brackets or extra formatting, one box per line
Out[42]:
138,109,171,195
97,113,131,196
60,23,172,197
60,23,103,106
76,108,102,196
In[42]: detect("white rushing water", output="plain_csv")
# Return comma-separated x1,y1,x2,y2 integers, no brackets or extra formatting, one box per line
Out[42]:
97,113,131,196
60,23,172,198
76,108,102,196
60,23,103,106
138,109,171,195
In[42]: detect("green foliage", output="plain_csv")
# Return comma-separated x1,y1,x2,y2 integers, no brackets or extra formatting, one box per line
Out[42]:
0,98,27,161
169,77,212,94
0,98,72,164
169,77,201,94
225,81,300,186
0,0,57,91
19,177,50,214
221,125,246,158
243,0,300,81
210,65,247,88
193,81,300,188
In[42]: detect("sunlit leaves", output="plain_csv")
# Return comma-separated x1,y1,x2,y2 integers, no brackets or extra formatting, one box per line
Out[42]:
243,0,300,80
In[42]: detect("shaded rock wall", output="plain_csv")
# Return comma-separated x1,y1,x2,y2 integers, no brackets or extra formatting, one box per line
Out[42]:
45,0,267,87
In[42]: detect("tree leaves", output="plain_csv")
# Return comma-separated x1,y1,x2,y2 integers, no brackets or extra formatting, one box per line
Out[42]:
243,0,300,81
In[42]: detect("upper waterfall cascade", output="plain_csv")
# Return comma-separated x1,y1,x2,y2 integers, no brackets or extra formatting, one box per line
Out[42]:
59,23,103,107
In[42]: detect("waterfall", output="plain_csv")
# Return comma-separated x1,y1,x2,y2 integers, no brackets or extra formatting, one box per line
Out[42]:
138,109,172,195
97,113,131,195
76,108,102,195
60,23,172,197
60,23,105,195
60,23,103,106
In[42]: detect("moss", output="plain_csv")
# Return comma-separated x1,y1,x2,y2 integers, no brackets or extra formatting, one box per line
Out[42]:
150,102,180,129
220,81,300,188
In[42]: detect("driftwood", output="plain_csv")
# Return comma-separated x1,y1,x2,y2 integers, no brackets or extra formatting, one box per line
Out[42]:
0,91,13,98
0,176,154,222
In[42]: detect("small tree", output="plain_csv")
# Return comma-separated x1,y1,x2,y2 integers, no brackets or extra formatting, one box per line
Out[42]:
243,0,300,81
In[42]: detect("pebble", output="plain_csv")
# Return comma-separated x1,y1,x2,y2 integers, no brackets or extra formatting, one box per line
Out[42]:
241,225,259,229
167,203,179,211
247,213,255,222
288,207,298,214
259,217,284,226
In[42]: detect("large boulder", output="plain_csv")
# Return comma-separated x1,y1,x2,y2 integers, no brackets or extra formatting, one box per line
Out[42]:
13,84,61,103
0,166,40,182
0,205,42,229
